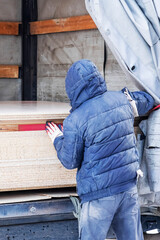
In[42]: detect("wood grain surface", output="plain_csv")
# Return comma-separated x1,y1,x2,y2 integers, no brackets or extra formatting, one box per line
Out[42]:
0,101,70,121
0,101,75,192
0,22,20,35
0,65,19,78
30,15,97,35
0,131,76,191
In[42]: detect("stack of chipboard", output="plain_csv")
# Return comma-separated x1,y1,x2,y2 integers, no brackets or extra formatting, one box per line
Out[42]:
0,101,76,192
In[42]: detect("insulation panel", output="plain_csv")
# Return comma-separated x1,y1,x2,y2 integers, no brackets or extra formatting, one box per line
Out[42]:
0,101,76,192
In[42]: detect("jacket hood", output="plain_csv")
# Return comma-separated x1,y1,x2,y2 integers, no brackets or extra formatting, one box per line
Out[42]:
65,59,107,112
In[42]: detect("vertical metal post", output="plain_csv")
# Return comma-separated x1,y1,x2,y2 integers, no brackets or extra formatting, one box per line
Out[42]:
22,0,37,100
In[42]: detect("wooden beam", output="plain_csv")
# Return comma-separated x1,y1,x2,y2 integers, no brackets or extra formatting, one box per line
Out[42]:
0,124,18,132
0,65,19,79
30,15,97,35
0,22,20,35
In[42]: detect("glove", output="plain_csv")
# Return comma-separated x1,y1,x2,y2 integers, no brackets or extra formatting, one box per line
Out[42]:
122,87,138,117
46,122,63,143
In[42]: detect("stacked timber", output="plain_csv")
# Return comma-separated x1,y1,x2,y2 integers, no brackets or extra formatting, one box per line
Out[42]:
0,101,76,192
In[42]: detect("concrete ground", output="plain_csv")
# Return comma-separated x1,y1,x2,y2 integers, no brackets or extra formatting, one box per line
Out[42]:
106,234,160,240
143,234,160,239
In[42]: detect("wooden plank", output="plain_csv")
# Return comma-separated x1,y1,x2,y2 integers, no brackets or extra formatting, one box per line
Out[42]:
30,15,97,35
0,189,77,204
0,125,140,191
0,22,20,35
0,192,51,204
0,131,76,191
0,124,18,132
0,65,19,79
0,102,74,191
0,119,63,126
0,101,70,121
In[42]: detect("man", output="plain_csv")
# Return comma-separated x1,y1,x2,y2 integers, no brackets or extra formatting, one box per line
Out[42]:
46,59,154,240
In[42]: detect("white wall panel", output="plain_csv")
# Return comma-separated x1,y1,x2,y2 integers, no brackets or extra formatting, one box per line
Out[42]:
0,0,22,100
38,0,87,20
0,0,21,21
37,30,137,101
0,36,21,65
37,30,104,101
0,79,21,101
37,0,138,101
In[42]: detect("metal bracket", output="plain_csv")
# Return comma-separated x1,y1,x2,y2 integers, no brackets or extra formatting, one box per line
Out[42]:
19,23,30,36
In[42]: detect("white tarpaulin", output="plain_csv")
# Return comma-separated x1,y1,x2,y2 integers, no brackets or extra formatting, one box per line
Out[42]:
85,0,160,103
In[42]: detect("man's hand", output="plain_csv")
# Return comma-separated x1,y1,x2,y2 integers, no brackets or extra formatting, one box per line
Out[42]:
46,122,63,143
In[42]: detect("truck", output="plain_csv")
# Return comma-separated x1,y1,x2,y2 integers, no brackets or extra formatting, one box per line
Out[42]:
0,0,160,239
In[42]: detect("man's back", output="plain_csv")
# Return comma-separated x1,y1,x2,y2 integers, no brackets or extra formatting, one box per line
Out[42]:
67,90,139,203
53,59,154,204
47,59,155,240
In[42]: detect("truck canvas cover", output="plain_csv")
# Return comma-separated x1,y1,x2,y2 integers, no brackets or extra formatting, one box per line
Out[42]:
86,0,160,209
85,0,160,104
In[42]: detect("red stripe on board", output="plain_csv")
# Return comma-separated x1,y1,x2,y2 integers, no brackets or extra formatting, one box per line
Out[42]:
18,123,62,131
18,124,46,131
151,104,160,112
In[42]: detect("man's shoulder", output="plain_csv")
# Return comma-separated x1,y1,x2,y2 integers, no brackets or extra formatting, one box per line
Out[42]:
64,91,127,121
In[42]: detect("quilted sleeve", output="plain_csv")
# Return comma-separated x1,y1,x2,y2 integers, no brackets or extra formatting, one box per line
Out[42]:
122,87,155,116
130,91,155,116
53,118,84,170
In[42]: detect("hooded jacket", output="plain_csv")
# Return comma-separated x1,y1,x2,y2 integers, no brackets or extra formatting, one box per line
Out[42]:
54,59,154,203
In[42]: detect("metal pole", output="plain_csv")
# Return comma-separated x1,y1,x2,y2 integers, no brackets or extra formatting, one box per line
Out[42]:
22,0,37,100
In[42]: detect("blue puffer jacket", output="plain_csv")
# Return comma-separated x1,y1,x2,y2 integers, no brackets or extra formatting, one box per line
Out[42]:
54,59,154,203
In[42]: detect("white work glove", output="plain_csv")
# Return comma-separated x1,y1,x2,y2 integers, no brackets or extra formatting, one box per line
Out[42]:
123,88,139,117
46,122,63,143
137,169,143,181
